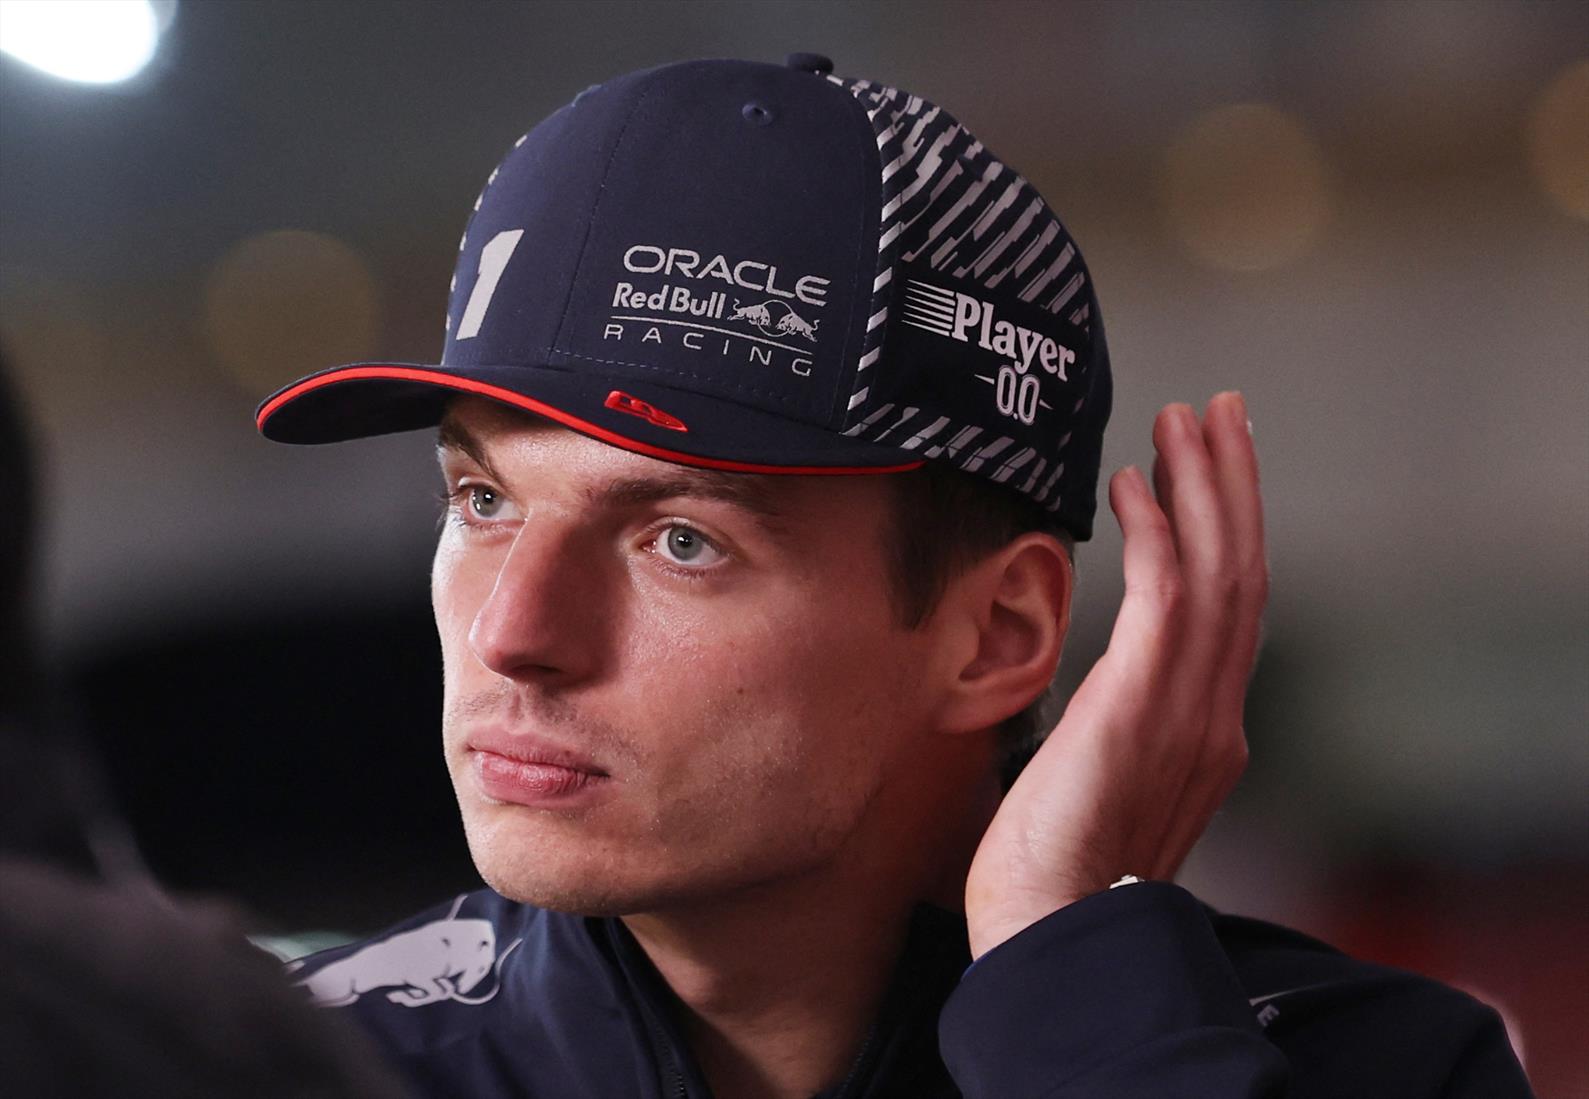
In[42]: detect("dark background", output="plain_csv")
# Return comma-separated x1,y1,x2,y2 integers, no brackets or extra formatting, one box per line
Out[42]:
2,2,1585,1094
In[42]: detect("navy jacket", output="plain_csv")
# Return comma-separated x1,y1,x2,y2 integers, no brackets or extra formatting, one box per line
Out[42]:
289,881,1532,1098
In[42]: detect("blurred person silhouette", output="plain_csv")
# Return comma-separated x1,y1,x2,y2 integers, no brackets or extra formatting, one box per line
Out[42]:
261,57,1534,1098
0,353,410,1098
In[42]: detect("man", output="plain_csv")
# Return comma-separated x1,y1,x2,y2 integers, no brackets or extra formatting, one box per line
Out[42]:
264,56,1531,1098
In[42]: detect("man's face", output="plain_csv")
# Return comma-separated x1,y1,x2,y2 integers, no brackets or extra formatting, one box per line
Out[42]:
432,397,945,916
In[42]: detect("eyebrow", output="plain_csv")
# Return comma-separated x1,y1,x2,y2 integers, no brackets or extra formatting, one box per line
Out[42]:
437,417,507,485
591,471,791,532
436,417,792,531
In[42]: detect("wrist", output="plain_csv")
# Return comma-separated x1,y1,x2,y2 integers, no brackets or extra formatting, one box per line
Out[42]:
966,895,1086,960
967,874,1147,959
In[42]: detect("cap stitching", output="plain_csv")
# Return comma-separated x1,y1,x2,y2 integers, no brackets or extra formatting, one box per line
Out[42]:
823,74,883,433
547,79,662,354
554,347,819,407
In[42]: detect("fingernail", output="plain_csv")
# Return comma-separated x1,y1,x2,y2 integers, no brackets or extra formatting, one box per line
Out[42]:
1223,391,1251,435
1234,394,1253,436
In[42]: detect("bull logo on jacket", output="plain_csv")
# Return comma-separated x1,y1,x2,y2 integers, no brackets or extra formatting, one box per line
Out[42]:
289,895,522,1008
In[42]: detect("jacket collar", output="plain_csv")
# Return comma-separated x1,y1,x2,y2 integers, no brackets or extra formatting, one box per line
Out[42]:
593,904,971,1099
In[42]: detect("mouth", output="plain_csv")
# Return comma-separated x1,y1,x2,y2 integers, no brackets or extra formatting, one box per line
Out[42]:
465,733,612,806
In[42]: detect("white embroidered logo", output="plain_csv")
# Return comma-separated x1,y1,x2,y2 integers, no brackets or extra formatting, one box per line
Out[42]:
602,243,828,377
727,298,819,343
902,279,1073,426
289,896,522,1008
622,244,830,307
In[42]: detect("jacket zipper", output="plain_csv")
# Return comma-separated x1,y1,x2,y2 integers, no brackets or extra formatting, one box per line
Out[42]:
605,918,692,1099
829,1022,880,1099
829,911,962,1099
636,985,690,1099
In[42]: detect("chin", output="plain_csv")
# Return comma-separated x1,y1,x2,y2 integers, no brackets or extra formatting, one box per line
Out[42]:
470,845,719,918
460,802,837,919
477,867,645,918
459,802,668,916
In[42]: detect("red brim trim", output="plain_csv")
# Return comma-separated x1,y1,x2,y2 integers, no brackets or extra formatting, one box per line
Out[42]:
257,366,927,477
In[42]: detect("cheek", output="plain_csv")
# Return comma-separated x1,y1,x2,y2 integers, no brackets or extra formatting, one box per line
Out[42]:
432,536,492,692
431,536,465,629
622,582,916,806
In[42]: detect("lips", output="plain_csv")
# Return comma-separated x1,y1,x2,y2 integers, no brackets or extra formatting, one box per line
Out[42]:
466,732,609,776
465,732,611,807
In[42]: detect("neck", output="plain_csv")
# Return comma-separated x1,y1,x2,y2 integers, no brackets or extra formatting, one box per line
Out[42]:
622,745,1001,1099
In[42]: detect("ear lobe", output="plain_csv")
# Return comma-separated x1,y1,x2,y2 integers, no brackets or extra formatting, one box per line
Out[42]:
936,534,1072,737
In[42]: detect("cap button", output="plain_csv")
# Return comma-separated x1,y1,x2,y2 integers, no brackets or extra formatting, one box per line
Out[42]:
785,52,834,75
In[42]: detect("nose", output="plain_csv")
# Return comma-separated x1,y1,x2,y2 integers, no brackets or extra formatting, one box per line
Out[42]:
465,519,606,685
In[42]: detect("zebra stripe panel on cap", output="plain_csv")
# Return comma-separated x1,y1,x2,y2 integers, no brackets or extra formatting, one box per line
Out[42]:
901,415,951,450
827,73,1090,514
924,425,982,460
841,402,896,437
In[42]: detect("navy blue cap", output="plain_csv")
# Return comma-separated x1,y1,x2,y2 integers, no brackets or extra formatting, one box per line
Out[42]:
257,56,1113,539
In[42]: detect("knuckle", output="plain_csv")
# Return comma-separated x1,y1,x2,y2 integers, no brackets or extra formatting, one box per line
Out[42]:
1187,549,1237,597
1125,572,1186,613
1228,736,1250,772
1153,576,1188,612
1236,554,1270,593
1136,511,1174,544
1201,720,1246,759
1213,568,1241,605
1253,566,1272,604
1217,728,1250,777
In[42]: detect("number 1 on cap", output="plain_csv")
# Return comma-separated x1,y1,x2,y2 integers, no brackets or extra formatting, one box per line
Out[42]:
456,229,525,340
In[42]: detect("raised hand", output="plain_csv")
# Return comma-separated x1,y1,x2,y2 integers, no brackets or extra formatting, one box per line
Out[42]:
965,392,1269,959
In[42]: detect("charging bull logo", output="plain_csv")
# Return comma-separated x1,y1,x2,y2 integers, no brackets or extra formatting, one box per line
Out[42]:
775,310,818,340
728,301,771,326
288,896,522,1008
729,299,819,343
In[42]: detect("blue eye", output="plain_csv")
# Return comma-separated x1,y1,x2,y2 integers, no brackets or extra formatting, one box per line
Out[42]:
665,526,704,561
653,523,724,569
468,485,503,518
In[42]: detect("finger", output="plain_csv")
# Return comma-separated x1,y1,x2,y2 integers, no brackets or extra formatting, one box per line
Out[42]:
1203,391,1267,691
1202,392,1264,578
1097,465,1206,868
1150,396,1265,878
1100,465,1184,679
1201,394,1267,737
1150,403,1238,693
1151,452,1179,564
1151,402,1234,590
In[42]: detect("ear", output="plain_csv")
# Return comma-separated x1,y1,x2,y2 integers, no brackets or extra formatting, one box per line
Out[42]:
933,533,1072,737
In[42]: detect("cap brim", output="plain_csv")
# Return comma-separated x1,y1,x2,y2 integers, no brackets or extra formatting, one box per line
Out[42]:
256,363,925,476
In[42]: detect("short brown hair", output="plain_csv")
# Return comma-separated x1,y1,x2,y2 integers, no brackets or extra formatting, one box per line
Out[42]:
882,463,1075,787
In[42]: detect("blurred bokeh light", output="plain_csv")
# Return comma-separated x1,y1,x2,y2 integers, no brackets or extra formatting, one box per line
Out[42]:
203,229,380,394
0,0,163,85
0,271,111,418
1159,103,1332,272
1525,58,1589,220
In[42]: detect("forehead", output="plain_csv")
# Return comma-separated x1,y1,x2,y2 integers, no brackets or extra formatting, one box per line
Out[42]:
435,396,900,527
